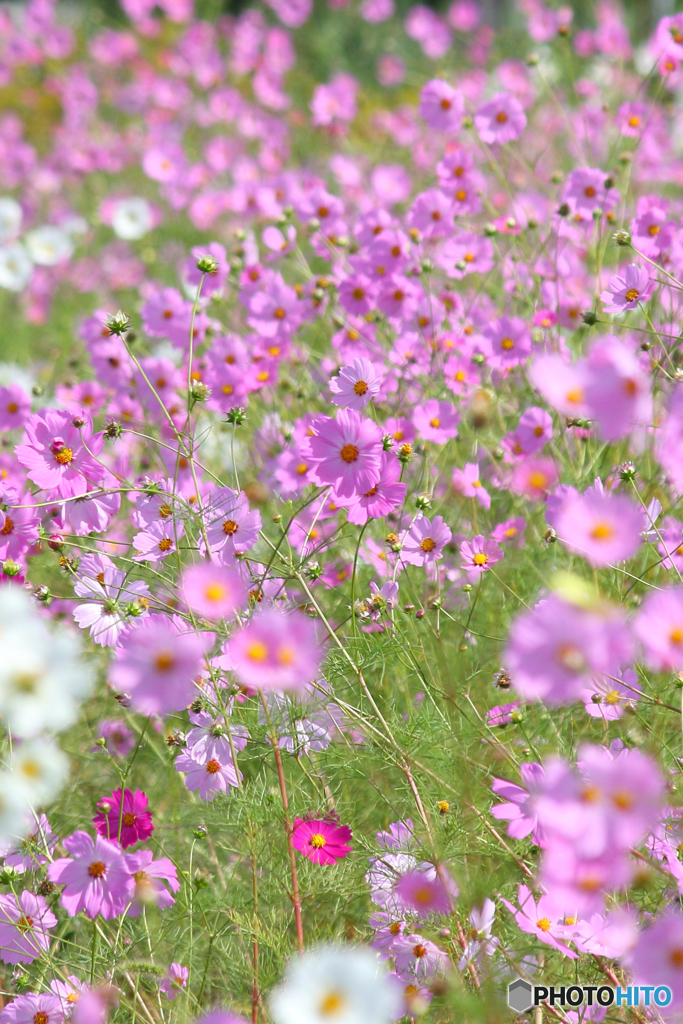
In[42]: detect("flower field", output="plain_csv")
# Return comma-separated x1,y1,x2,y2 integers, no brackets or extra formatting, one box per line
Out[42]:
1,0,683,1022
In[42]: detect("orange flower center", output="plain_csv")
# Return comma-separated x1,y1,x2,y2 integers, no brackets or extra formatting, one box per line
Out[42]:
89,861,106,878
340,444,359,463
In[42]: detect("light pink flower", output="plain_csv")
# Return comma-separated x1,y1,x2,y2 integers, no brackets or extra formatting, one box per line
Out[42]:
413,400,459,444
303,408,384,498
418,79,463,131
474,92,526,144
329,357,383,410
460,535,503,579
401,515,452,566
555,490,644,567
451,463,491,508
48,832,133,920
227,608,323,690
180,563,246,620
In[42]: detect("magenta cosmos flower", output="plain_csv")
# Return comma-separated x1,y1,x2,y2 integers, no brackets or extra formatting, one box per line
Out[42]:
600,263,653,314
418,79,463,131
555,490,644,567
48,831,133,920
329,357,383,410
93,789,154,849
15,410,106,498
0,891,56,964
292,817,352,864
401,515,452,566
506,594,632,705
500,884,577,958
413,400,459,444
460,535,503,580
180,563,246,620
474,92,526,144
109,614,210,715
303,408,384,498
227,608,323,690
634,587,683,671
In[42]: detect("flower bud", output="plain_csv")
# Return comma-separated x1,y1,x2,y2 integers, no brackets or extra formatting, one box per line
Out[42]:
581,310,598,326
613,229,631,246
225,407,247,426
195,253,219,274
2,559,21,577
71,415,86,429
190,381,211,402
104,310,132,337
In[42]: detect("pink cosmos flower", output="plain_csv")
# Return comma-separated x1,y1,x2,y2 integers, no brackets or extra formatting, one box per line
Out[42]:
474,92,526,144
185,710,249,765
600,263,653,313
49,975,88,1017
159,964,189,1001
483,316,531,369
626,907,683,1010
202,488,262,562
247,273,301,338
98,721,135,759
3,814,56,873
227,608,323,690
0,384,30,431
0,491,40,562
393,934,450,980
491,516,526,546
460,535,503,579
506,594,632,705
292,817,352,864
583,334,651,441
418,79,464,131
329,357,383,409
73,564,150,647
15,410,105,498
303,408,384,498
123,850,180,915
562,168,618,218
438,231,494,278
506,407,553,457
451,463,491,508
491,762,546,841
401,515,452,566
0,891,56,965
338,273,375,316
394,866,456,917
48,832,133,920
109,614,209,715
486,702,522,726
180,563,246,620
531,354,589,419
0,993,64,1024
509,456,559,500
500,884,578,958
634,587,683,671
175,749,240,800
413,400,459,444
555,490,644,567
310,73,358,126
345,452,407,526
581,667,640,721
93,789,154,849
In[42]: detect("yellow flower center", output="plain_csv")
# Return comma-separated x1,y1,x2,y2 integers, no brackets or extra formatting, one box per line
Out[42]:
309,833,327,848
353,380,368,395
625,288,639,302
340,444,359,463
88,861,106,878
590,522,614,541
536,918,551,932
420,537,436,552
247,641,268,662
500,337,514,350
319,991,345,1016
205,583,226,602
429,417,441,428
222,519,238,535
54,447,73,465
473,552,488,566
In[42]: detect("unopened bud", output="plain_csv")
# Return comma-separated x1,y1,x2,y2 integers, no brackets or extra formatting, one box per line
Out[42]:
104,310,132,337
2,559,21,577
614,229,631,247
557,203,570,217
72,415,85,429
190,381,211,402
581,310,598,326
225,407,247,426
193,825,208,839
48,534,64,551
195,254,219,274
33,584,50,602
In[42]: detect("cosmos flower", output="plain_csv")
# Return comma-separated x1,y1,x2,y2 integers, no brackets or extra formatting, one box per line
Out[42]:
93,789,154,849
292,817,353,864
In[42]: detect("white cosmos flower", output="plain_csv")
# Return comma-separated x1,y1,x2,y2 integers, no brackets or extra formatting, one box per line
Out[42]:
11,739,69,806
0,242,33,291
0,771,30,848
24,225,74,266
269,945,403,1024
112,197,153,240
0,198,22,242
0,589,92,738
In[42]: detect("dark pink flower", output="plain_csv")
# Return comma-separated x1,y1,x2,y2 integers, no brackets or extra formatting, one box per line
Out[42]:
93,789,154,849
292,817,352,864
